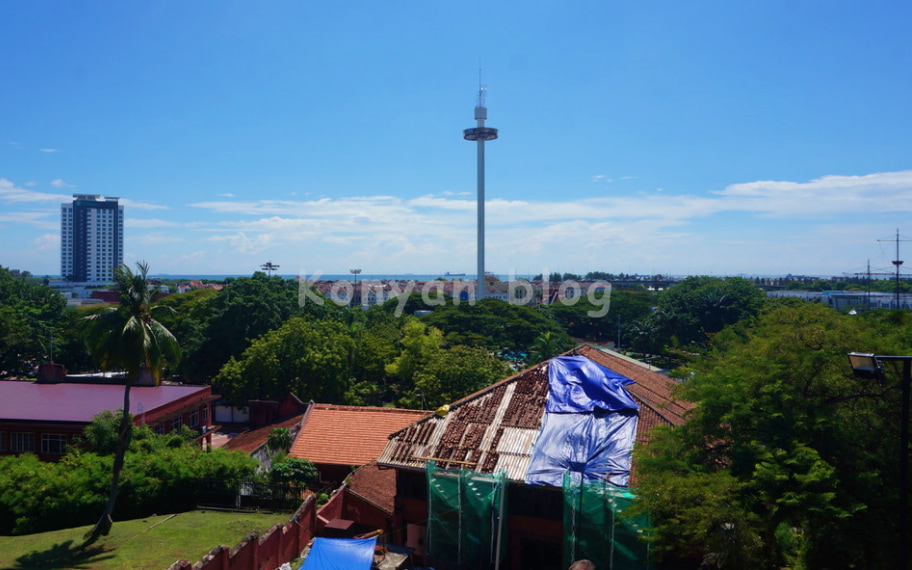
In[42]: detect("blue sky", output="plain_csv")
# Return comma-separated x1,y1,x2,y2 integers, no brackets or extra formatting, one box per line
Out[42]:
2,1,911,278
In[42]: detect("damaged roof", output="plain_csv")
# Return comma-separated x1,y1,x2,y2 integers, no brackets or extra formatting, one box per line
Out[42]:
377,345,691,484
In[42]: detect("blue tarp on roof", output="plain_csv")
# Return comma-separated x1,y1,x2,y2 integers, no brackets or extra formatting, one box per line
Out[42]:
525,356,640,487
299,537,377,570
545,355,639,413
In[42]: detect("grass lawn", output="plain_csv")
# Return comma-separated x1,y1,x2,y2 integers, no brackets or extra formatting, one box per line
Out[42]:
0,510,292,570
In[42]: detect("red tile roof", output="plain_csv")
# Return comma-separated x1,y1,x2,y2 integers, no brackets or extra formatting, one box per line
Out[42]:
346,460,397,514
0,381,211,424
377,345,692,485
289,405,429,467
222,413,306,455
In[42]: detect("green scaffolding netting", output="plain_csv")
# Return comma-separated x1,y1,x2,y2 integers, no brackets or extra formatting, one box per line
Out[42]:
563,472,654,570
426,461,508,569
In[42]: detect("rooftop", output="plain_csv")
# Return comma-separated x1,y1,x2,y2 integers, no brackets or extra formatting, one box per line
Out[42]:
0,381,211,424
222,412,307,455
289,404,429,467
377,345,691,485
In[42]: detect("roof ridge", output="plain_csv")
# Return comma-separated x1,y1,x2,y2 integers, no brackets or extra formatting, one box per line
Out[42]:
312,403,428,414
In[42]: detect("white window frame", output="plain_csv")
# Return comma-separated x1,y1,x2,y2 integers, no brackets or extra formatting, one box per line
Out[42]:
41,434,68,455
11,432,35,453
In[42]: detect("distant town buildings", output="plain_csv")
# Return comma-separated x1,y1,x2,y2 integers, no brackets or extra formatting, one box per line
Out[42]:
60,194,124,284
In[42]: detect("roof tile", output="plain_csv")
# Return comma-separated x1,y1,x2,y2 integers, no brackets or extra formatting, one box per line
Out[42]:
289,405,429,467
378,346,692,486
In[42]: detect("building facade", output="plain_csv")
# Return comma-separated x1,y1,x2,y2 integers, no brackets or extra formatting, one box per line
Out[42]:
0,380,216,461
61,194,124,283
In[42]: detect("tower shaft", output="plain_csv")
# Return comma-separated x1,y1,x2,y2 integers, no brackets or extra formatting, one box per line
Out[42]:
464,88,498,300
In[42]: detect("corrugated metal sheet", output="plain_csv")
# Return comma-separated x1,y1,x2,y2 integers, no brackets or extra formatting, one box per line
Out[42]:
378,346,690,485
0,381,210,423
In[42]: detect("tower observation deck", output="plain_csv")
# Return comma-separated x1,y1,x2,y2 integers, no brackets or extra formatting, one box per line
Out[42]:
464,85,498,299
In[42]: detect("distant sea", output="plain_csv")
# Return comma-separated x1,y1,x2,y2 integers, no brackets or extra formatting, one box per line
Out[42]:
150,273,535,282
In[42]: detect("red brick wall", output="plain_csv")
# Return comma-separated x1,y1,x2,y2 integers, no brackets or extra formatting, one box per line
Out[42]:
167,496,317,570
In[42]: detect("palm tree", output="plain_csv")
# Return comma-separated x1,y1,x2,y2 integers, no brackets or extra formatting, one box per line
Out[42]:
528,331,563,364
84,262,180,540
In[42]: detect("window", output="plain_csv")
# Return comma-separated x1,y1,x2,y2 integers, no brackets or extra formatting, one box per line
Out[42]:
11,432,35,453
0,432,5,451
171,416,182,431
201,405,209,421
188,409,199,427
41,434,67,455
154,423,165,435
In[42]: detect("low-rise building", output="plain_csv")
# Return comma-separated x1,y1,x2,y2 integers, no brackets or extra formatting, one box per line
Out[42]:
377,345,690,570
287,404,428,484
0,378,217,461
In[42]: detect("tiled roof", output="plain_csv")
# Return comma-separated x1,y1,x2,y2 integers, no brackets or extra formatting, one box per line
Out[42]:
222,413,306,455
289,405,429,467
346,460,397,514
377,346,691,485
0,381,210,424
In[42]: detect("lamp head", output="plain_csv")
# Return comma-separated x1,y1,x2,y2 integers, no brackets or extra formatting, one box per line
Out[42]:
848,352,883,381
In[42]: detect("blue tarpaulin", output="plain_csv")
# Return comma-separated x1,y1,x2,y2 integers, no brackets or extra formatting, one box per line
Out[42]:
545,356,639,413
525,356,640,487
300,537,377,570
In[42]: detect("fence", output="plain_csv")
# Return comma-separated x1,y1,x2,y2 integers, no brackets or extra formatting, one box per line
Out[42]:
197,478,309,513
167,494,317,570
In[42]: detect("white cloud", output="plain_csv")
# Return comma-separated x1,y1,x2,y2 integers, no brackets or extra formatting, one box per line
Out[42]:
131,232,184,245
590,174,612,182
0,211,58,229
50,178,74,188
126,218,180,228
11,169,908,276
34,233,60,251
217,193,235,197
713,170,912,217
119,198,169,211
207,231,275,254
40,148,60,153
0,178,70,203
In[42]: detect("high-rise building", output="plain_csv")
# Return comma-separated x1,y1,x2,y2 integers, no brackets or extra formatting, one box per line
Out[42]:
61,194,124,283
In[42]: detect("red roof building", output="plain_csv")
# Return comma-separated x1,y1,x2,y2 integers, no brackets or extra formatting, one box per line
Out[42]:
288,404,428,483
222,412,307,467
0,380,217,461
376,345,691,570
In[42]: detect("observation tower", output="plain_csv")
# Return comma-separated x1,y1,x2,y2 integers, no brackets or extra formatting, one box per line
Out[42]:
463,84,498,299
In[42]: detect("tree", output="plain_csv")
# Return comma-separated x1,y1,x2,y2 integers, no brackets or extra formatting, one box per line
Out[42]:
528,331,564,364
0,265,67,377
180,273,329,382
549,290,655,344
385,318,445,405
655,276,764,349
270,457,317,487
422,297,571,355
212,317,353,405
634,304,906,568
347,313,403,405
83,262,180,540
407,344,511,409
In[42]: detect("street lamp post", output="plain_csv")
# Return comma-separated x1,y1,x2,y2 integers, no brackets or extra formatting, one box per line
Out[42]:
848,352,912,569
